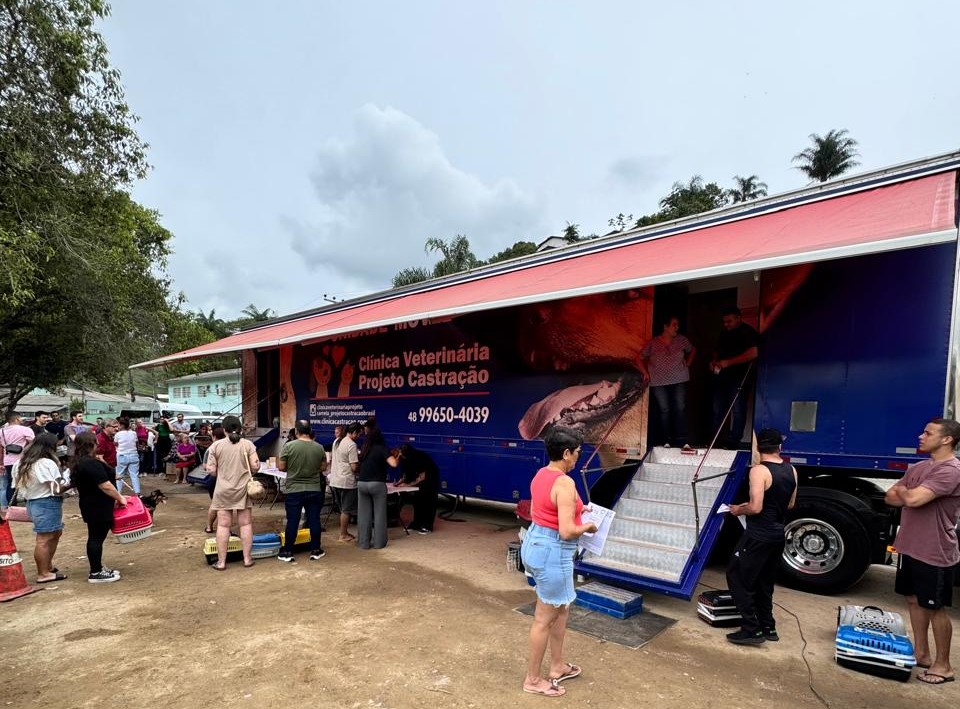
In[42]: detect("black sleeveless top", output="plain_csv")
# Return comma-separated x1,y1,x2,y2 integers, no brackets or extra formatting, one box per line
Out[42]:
744,461,796,542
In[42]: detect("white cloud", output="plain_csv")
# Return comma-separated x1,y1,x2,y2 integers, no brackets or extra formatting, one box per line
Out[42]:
289,104,545,285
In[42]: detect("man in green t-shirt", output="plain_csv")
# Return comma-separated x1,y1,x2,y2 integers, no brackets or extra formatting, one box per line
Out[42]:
277,420,328,562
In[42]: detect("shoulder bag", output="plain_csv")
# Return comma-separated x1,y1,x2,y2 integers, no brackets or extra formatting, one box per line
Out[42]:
244,442,264,498
3,489,31,522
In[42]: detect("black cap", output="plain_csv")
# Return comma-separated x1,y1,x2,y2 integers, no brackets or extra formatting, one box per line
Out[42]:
757,428,783,448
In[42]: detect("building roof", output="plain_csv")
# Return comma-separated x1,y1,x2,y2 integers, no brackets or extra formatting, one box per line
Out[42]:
132,150,960,369
165,368,241,384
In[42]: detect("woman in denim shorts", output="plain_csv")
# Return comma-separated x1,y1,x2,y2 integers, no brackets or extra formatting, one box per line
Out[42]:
520,426,597,698
12,434,67,583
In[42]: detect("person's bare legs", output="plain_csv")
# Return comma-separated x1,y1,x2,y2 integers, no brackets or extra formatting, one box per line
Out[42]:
206,504,217,533
906,595,933,667
215,510,232,567
237,508,254,565
523,600,566,696
338,512,354,541
547,604,573,678
34,530,62,581
924,607,954,681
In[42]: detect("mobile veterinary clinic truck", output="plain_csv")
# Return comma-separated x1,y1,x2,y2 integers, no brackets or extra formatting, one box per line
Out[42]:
133,151,960,598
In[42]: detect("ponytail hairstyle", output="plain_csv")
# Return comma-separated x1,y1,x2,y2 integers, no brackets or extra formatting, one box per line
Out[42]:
222,415,243,444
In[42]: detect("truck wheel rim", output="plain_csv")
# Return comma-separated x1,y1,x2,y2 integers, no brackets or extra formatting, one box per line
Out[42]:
783,517,845,575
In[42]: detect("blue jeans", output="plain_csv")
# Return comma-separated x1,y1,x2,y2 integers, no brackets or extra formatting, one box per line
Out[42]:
713,376,749,447
650,382,688,446
115,452,141,494
283,490,324,553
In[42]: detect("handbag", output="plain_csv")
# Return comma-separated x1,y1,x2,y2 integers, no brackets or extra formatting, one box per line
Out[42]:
1,430,23,455
2,490,31,523
242,444,264,498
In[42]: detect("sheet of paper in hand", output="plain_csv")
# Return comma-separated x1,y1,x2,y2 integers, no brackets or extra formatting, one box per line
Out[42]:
578,503,616,556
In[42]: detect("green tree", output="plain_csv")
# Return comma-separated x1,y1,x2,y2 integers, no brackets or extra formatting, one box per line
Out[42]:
239,303,276,323
792,129,860,182
0,1,171,414
607,213,634,232
486,240,537,264
562,222,581,243
193,309,230,339
727,174,768,203
392,266,432,288
632,176,728,228
425,235,479,278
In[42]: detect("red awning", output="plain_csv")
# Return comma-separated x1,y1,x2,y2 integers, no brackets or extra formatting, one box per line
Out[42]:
134,171,957,368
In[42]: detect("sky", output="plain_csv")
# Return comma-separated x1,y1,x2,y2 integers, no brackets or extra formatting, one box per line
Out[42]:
101,1,960,320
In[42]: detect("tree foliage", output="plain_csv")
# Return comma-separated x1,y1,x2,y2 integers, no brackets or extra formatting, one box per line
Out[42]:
487,240,537,264
727,174,768,203
632,175,729,228
425,235,480,278
793,129,860,182
0,0,170,413
391,267,432,288
562,223,581,243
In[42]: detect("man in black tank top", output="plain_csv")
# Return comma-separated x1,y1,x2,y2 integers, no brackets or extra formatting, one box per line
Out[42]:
725,428,798,645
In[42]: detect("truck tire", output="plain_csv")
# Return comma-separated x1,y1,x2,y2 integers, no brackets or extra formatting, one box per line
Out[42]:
780,498,872,594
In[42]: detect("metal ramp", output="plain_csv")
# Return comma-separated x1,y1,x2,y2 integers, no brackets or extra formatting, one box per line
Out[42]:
577,446,751,600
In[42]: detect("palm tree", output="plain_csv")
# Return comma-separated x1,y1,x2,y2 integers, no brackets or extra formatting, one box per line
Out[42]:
194,309,229,338
425,235,479,278
792,129,860,182
392,267,431,288
240,304,276,322
728,174,768,203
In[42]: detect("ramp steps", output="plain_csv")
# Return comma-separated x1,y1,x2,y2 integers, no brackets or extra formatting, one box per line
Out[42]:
577,447,748,599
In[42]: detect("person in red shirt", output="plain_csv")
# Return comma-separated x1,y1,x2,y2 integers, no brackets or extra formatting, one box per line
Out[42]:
95,419,119,469
520,426,597,698
885,418,960,685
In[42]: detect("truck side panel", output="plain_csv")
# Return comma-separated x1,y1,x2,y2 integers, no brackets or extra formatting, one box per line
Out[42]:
757,243,957,463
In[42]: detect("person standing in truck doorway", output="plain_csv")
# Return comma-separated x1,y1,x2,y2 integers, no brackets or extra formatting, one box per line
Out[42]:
885,418,960,685
725,428,797,645
638,315,696,449
710,306,758,449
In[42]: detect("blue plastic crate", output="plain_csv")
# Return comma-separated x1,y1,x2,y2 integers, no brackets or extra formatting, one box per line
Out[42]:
574,582,643,619
835,624,916,681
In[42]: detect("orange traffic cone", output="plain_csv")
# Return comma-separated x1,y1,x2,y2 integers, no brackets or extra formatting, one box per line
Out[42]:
0,519,38,602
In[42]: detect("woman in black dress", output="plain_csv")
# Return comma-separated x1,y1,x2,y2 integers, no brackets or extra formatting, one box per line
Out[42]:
71,431,127,583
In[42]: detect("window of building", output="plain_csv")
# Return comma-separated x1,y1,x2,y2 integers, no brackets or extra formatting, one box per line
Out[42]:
224,383,238,396
172,385,192,398
197,385,211,397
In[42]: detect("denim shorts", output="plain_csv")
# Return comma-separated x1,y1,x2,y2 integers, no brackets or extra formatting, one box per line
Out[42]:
26,496,64,534
521,523,579,607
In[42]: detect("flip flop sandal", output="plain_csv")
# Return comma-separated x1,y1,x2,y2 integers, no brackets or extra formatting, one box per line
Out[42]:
211,562,227,571
243,561,256,568
37,573,67,583
918,672,955,685
522,679,565,697
204,527,214,534
550,663,582,683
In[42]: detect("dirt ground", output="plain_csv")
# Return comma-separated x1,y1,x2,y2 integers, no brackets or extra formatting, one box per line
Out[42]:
2,478,958,709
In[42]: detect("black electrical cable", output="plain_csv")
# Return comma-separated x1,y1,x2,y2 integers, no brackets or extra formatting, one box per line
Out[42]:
697,581,831,709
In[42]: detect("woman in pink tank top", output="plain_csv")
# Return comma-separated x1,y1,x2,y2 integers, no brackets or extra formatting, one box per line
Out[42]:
520,426,597,698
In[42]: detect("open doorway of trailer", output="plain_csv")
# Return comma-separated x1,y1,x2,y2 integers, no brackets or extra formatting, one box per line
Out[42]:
648,277,757,449
256,349,281,429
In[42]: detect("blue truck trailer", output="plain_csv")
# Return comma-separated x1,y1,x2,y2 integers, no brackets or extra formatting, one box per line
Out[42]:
135,151,960,598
